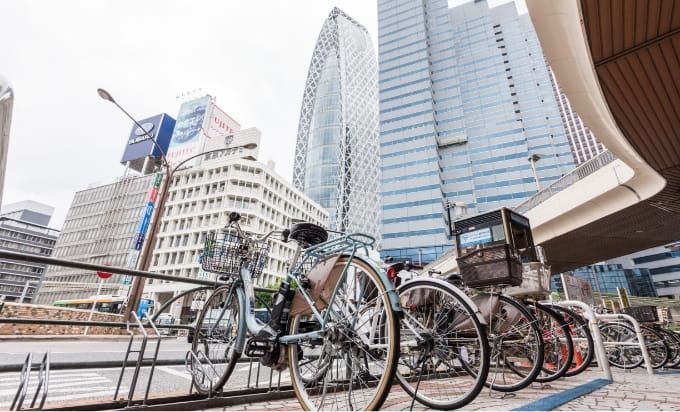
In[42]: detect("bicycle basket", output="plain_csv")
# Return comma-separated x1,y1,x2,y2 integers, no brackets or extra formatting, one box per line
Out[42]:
456,243,522,288
621,305,658,323
201,230,269,278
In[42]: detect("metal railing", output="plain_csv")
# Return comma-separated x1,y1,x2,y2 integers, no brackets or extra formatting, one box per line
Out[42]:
0,249,285,409
515,150,617,213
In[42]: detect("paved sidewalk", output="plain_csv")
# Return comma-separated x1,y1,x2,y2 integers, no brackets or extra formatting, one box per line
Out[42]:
203,368,680,411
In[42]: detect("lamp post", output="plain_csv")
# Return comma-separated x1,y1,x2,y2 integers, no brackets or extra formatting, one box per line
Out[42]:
527,153,543,191
98,88,241,321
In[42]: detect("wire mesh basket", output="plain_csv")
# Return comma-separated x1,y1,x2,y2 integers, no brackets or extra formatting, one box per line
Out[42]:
201,230,269,278
456,244,523,288
621,305,659,323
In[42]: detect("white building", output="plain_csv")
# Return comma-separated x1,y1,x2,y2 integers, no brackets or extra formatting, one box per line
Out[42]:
144,128,328,319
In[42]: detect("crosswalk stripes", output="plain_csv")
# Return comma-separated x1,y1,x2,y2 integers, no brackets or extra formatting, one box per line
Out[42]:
0,370,127,408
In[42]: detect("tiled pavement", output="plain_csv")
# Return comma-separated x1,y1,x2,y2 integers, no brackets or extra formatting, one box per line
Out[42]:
204,368,680,411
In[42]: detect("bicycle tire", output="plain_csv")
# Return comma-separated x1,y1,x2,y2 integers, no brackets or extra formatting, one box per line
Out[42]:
530,304,574,383
287,256,400,411
640,325,669,369
481,294,544,392
657,327,680,368
396,278,490,410
599,322,644,369
191,285,243,394
548,305,595,377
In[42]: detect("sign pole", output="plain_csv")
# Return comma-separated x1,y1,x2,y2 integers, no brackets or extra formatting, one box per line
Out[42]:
84,277,105,336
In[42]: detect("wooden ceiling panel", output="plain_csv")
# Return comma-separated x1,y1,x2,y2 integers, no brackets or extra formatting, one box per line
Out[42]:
540,1,680,273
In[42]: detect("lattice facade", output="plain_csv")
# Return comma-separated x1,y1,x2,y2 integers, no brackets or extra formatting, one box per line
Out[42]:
292,7,381,245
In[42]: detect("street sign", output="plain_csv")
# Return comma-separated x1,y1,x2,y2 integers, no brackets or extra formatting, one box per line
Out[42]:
617,287,631,308
121,275,133,285
97,271,113,279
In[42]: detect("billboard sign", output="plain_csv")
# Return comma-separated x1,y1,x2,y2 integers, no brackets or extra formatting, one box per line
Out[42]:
121,113,175,164
561,273,594,306
167,96,210,164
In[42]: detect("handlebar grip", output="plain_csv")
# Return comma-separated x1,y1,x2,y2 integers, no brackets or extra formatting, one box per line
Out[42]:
229,212,241,223
282,229,290,243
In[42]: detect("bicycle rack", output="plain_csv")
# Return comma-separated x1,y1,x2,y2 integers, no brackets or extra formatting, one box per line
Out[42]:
185,348,221,397
114,312,162,407
10,352,50,411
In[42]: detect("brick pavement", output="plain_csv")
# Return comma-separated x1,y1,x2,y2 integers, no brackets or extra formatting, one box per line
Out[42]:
203,368,680,411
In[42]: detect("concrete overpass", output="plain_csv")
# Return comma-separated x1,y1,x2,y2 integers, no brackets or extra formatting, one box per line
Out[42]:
520,0,680,274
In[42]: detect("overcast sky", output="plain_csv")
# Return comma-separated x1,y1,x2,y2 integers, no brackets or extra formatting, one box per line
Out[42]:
1,0,523,229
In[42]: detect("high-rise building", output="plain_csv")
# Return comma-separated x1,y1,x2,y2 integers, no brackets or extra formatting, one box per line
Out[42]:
607,242,680,299
377,0,576,263
0,200,59,303
0,76,12,208
293,7,381,244
35,174,156,305
548,67,606,165
551,264,658,298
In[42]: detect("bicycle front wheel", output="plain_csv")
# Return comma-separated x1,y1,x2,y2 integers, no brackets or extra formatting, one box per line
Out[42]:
396,279,489,410
288,256,400,411
484,294,544,392
599,322,644,369
191,284,243,394
548,305,594,377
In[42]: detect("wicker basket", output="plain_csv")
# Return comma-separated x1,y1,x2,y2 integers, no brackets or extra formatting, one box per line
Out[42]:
201,231,269,278
505,262,551,297
621,305,659,323
457,244,522,288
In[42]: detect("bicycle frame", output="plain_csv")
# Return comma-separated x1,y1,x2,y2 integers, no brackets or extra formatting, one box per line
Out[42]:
211,231,403,353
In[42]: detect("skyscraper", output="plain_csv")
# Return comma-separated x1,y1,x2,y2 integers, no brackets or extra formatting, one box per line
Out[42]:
548,67,606,165
293,7,381,243
378,0,576,263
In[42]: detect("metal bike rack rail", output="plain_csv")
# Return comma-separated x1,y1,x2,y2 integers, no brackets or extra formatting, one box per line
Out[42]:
544,300,655,383
10,352,50,411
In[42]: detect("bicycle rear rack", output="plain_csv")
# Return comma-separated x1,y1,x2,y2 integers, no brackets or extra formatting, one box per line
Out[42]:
10,352,50,411
114,312,161,407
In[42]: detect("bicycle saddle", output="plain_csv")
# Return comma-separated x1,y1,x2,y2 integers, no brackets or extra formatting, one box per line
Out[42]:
289,222,328,246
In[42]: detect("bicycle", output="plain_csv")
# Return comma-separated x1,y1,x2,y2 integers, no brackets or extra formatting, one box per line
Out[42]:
385,263,490,410
190,213,402,411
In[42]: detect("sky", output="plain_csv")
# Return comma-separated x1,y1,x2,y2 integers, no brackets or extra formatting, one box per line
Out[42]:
1,0,524,230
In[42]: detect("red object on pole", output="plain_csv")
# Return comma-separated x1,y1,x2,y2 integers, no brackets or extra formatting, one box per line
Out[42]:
97,271,113,279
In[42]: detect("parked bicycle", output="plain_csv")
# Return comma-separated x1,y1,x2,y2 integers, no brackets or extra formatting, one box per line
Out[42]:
385,262,490,410
189,213,403,411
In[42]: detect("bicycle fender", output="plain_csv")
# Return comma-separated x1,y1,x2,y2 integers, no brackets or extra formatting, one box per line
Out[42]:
399,277,487,326
352,255,404,315
234,287,249,353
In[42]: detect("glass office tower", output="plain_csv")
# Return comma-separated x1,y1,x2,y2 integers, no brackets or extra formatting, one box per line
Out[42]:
378,0,575,263
293,8,381,244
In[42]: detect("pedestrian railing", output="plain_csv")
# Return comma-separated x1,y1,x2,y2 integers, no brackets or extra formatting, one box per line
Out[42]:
0,249,283,410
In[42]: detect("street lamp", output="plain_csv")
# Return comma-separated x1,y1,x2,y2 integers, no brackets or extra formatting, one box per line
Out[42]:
527,153,543,191
98,88,240,321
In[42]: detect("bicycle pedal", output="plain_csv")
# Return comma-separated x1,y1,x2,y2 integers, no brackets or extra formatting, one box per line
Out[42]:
245,338,273,357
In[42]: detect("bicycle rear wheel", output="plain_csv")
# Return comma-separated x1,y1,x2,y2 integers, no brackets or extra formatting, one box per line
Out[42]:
396,279,489,410
191,284,243,394
287,256,399,411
